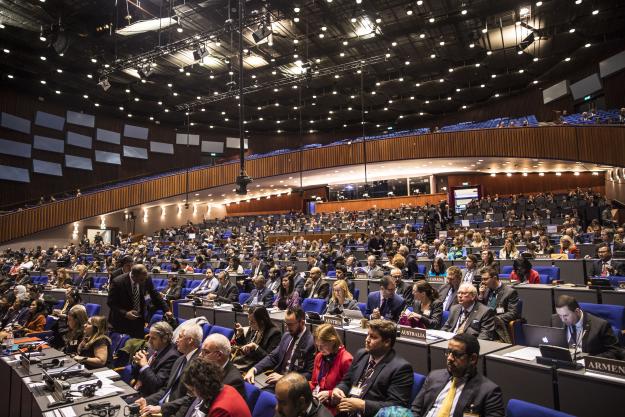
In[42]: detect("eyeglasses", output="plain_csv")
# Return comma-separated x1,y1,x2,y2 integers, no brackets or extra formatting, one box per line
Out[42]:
444,349,468,359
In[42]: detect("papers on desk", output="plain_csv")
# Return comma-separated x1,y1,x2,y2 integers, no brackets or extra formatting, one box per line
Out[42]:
93,369,120,380
216,303,233,309
502,347,541,361
267,307,281,313
43,406,76,417
426,330,456,341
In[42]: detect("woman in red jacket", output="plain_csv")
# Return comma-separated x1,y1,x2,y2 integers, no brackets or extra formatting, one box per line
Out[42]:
310,324,353,415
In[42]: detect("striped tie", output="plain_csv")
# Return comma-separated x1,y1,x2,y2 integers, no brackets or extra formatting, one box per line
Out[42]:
132,282,141,311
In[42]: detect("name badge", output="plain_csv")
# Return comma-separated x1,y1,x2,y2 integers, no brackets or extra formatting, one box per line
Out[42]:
496,307,505,314
349,386,363,397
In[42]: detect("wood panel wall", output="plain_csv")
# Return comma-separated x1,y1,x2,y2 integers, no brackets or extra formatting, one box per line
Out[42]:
224,193,303,216
2,125,625,243
315,194,448,213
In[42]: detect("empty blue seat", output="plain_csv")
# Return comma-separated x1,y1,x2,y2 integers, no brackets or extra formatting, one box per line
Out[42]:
85,303,101,317
244,382,261,411
411,372,427,403
358,302,367,317
301,298,327,314
209,325,235,340
579,302,625,344
239,292,251,304
252,391,276,417
202,323,213,340
506,399,576,417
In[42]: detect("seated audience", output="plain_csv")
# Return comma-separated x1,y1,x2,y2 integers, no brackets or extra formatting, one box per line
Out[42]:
188,268,218,297
274,274,301,310
428,258,447,277
205,271,239,303
199,333,245,398
161,274,186,301
12,299,47,337
510,257,540,284
277,372,333,417
589,243,625,277
325,279,359,315
266,267,283,293
478,250,499,272
363,255,384,279
0,297,29,333
62,304,88,355
74,315,111,369
366,276,405,322
442,283,496,341
399,280,443,329
437,267,462,312
232,306,282,371
131,321,180,397
75,264,93,290
243,275,274,308
309,324,354,414
181,358,251,417
225,257,244,274
335,264,356,295
462,255,480,286
498,238,520,260
411,333,504,417
301,267,330,300
331,320,414,417
537,235,555,255
559,235,580,259
244,306,316,387
552,295,624,359
478,268,520,343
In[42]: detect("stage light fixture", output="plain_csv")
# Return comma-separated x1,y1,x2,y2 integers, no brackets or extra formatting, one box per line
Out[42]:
98,77,111,91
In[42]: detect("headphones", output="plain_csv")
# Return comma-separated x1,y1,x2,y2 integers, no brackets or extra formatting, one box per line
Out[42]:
77,380,102,397
39,358,65,369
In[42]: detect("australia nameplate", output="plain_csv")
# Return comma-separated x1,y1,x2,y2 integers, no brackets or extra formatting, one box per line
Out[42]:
399,326,426,341
324,315,344,327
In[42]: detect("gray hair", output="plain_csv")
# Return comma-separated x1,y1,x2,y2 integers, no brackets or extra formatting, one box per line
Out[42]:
176,321,203,346
459,282,478,296
203,333,232,356
150,321,174,344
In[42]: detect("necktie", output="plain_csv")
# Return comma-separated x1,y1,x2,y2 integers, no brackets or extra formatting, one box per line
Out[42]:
280,337,297,373
160,356,187,404
455,310,468,334
601,263,609,277
132,282,141,311
569,325,578,348
436,377,457,417
356,358,377,395
443,289,454,311
380,298,387,317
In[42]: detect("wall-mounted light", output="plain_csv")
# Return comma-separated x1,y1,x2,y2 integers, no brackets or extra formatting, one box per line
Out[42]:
143,208,148,223
100,215,106,230
161,206,166,217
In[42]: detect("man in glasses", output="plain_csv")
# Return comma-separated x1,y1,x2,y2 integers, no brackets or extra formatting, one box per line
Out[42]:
411,333,504,417
441,283,495,340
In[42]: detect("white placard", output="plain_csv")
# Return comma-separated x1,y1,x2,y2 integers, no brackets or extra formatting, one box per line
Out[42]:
35,111,65,131
33,135,64,153
461,219,470,227
65,155,93,171
176,133,200,145
226,137,248,149
123,124,149,140
0,164,30,183
201,140,225,153
546,225,558,234
123,145,148,159
66,110,95,128
0,138,32,158
66,131,92,149
33,159,63,176
150,141,174,154
95,150,121,165
96,128,121,145
1,112,31,134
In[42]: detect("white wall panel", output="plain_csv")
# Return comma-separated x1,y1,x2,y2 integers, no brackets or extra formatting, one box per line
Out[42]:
96,128,121,145
0,138,31,158
35,111,65,131
0,164,30,183
201,140,224,153
65,155,93,170
150,141,174,154
66,131,92,149
33,159,63,176
123,124,149,140
1,112,31,134
95,150,121,165
176,133,200,145
66,110,95,128
33,135,64,153
123,145,148,159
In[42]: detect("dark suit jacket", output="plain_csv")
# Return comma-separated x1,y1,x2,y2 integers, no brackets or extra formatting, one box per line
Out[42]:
146,350,199,417
234,326,282,365
254,328,315,379
301,279,330,300
411,369,504,417
213,282,239,303
442,303,496,341
411,299,444,329
223,360,246,398
76,274,93,290
243,287,274,308
478,284,520,325
107,272,169,338
133,343,180,397
551,312,624,359
365,291,405,322
294,274,306,295
437,284,460,311
588,259,625,277
336,349,414,417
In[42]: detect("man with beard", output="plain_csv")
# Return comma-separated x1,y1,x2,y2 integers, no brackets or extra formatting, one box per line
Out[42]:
411,333,504,417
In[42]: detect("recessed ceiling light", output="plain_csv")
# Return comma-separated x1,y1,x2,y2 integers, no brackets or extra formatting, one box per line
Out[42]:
536,1,543,6
469,43,475,48
592,9,599,15
461,9,467,15
40,56,46,61
486,50,492,55
564,57,571,62
429,17,435,23
585,43,591,48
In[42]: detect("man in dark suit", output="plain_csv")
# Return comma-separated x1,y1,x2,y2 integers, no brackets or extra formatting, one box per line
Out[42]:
301,267,330,300
331,319,414,417
411,333,505,417
442,283,496,341
437,266,462,312
243,275,274,308
108,255,133,287
244,306,315,388
199,333,245,397
206,271,239,303
477,268,520,343
600,228,625,254
250,255,268,279
131,321,180,397
589,243,625,277
365,276,405,322
276,373,333,417
553,295,624,359
136,322,203,417
107,263,171,339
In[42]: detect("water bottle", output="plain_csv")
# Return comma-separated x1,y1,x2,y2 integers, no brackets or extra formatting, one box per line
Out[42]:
6,330,14,349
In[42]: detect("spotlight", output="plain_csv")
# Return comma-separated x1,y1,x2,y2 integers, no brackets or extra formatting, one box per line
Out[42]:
252,25,272,43
137,64,154,79
98,77,111,91
193,44,209,61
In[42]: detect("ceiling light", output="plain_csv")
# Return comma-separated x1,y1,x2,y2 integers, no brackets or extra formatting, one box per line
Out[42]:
94,103,100,107
294,6,300,12
491,74,496,78
486,50,492,55
439,78,444,82
569,28,575,33
429,17,435,23
518,50,523,55
564,57,571,62
475,63,480,67
91,58,97,63
430,53,436,59
461,9,467,15
40,80,46,84
592,9,599,15
420,33,426,38
533,80,539,84
406,7,413,16
177,27,183,33
536,1,543,6
482,27,487,33
448,68,454,72
533,57,539,62
3,48,9,54
440,41,445,46
480,84,485,88
294,17,300,22
494,93,500,97
469,43,475,48
40,56,47,61
575,0,582,4
82,94,88,99
519,69,524,73
585,43,591,48
462,105,467,109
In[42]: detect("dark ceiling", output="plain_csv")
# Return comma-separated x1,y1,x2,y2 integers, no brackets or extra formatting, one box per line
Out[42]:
1,0,624,135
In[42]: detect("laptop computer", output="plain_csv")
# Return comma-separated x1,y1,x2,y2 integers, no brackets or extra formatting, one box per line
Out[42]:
342,308,365,320
522,324,568,348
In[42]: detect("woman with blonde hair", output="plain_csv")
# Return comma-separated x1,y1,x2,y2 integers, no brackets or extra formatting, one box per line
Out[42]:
325,279,358,315
309,324,353,415
74,315,111,368
63,305,88,354
499,238,520,260
55,268,71,288
560,235,580,259
471,232,484,248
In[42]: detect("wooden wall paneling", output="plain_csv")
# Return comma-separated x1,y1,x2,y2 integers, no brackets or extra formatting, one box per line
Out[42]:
315,193,448,213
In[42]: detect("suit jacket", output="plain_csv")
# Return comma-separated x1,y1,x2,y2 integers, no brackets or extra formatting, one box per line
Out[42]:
107,273,170,338
588,259,625,277
223,361,246,399
478,284,520,340
254,328,315,379
234,326,282,368
76,274,93,290
336,349,414,417
146,350,199,417
437,284,460,311
133,343,180,397
301,279,330,300
365,291,405,322
213,282,239,303
406,300,444,329
411,369,504,417
552,312,624,359
442,303,496,341
243,287,274,308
